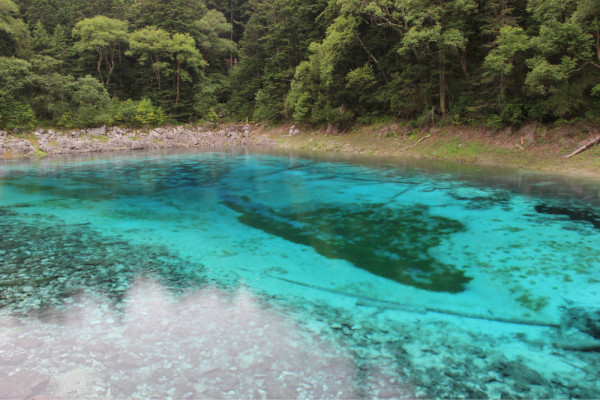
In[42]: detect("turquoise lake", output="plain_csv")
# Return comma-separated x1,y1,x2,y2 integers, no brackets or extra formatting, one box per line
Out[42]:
1,149,599,399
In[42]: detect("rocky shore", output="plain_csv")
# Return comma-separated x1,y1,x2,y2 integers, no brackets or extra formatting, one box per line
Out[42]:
1,121,599,179
0,124,274,157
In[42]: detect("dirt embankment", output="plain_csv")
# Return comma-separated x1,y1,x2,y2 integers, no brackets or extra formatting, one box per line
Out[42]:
1,122,599,178
257,122,600,178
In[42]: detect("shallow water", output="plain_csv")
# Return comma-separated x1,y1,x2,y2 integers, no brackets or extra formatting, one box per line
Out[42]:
1,150,599,399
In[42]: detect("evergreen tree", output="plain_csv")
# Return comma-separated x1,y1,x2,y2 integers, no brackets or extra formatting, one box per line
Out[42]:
0,56,35,127
232,0,328,120
171,32,206,104
0,0,30,57
128,0,207,34
31,20,51,53
397,0,477,117
525,0,597,118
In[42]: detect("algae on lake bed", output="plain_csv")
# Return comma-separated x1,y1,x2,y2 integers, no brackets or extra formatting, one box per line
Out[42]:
0,207,205,311
222,195,471,293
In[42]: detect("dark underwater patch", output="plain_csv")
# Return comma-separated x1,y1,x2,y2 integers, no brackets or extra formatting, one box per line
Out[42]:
222,196,471,293
0,207,205,311
535,204,600,229
448,188,512,211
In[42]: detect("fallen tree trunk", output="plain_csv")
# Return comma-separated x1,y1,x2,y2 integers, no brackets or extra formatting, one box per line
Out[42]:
563,135,600,159
400,134,431,152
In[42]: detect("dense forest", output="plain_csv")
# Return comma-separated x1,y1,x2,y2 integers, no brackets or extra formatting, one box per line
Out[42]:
1,0,600,130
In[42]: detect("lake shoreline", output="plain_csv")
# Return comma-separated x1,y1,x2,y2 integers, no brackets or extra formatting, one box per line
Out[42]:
1,122,599,179
258,122,600,179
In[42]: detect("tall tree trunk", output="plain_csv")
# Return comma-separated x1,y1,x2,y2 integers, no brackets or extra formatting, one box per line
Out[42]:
176,59,181,104
500,69,505,102
439,48,447,115
230,0,234,68
154,57,161,89
97,49,105,86
105,53,116,88
356,34,389,83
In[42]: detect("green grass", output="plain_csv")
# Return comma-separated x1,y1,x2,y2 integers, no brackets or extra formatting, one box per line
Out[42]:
425,137,485,162
34,147,47,157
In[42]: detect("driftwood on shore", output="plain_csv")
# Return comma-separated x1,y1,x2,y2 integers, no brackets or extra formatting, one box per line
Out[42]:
563,135,600,159
399,134,431,152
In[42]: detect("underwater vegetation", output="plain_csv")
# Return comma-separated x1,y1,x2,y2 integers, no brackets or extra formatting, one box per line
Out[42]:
221,195,471,293
0,207,204,311
535,204,600,229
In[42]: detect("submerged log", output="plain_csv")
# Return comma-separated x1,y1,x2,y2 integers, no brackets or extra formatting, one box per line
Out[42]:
553,339,600,352
563,135,600,159
269,275,560,329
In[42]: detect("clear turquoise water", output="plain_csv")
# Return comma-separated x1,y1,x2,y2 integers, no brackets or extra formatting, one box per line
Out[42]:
1,150,599,399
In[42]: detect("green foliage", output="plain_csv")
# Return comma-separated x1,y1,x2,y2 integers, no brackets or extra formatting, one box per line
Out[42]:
204,106,219,123
485,114,504,129
134,98,167,126
129,0,208,34
194,9,237,67
0,96,36,129
128,27,205,109
500,99,526,125
0,0,31,58
127,26,173,88
346,64,376,90
31,21,51,53
112,99,139,125
0,56,35,128
110,98,168,127
253,85,284,121
32,70,75,121
230,0,328,120
70,75,112,127
483,26,529,77
72,16,128,86
326,104,354,127
49,25,70,62
194,73,230,119
2,0,600,128
397,0,476,115
172,33,205,73
171,32,206,106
